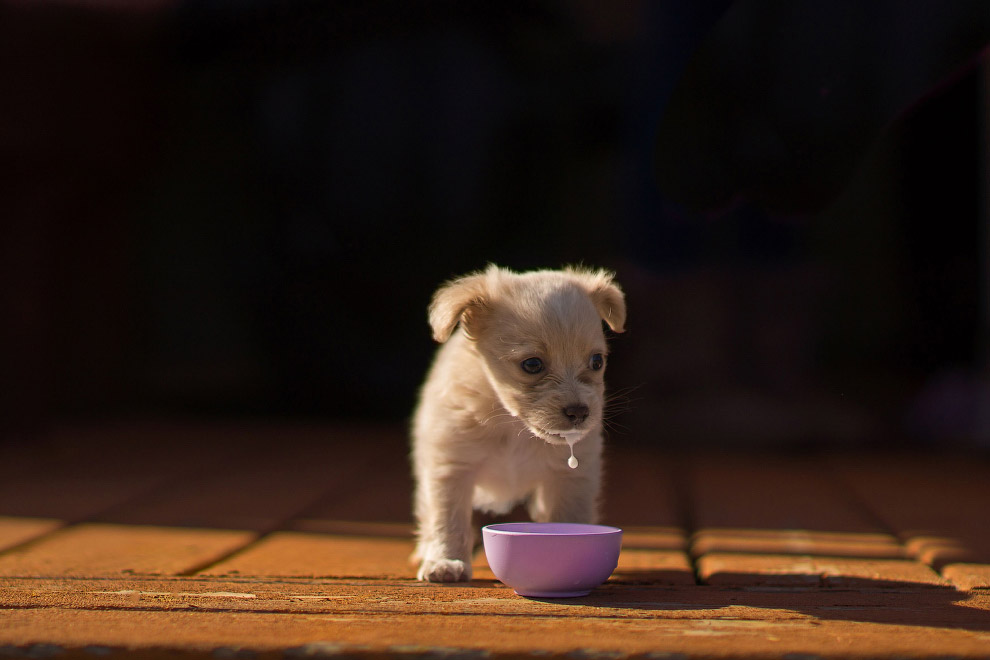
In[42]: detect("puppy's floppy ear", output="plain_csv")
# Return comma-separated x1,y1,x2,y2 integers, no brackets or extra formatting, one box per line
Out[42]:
567,267,627,333
428,267,500,342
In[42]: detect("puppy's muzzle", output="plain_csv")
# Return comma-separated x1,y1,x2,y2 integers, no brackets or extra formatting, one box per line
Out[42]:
563,403,590,427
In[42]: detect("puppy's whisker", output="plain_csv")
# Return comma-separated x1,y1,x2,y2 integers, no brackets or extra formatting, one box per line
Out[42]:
605,393,638,405
602,419,632,437
480,411,514,425
603,417,631,430
603,385,642,423
603,404,635,417
607,383,643,396
605,384,644,405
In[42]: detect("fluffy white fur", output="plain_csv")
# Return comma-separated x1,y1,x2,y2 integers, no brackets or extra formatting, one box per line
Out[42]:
411,265,626,582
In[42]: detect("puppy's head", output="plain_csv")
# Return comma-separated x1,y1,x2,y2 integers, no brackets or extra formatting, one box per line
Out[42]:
429,265,625,444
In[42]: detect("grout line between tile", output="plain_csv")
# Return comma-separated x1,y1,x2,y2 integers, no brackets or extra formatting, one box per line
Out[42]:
177,453,383,577
669,452,702,586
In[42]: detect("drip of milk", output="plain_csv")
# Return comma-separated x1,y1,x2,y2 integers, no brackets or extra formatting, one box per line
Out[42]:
561,433,581,469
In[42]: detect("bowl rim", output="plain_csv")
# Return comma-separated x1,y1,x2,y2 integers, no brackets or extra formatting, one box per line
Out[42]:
482,522,622,537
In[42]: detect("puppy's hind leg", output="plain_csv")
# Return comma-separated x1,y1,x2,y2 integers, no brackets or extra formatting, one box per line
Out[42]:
415,469,476,582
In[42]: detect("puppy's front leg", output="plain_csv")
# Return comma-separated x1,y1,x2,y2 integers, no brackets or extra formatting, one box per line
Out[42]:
416,469,476,582
529,470,599,524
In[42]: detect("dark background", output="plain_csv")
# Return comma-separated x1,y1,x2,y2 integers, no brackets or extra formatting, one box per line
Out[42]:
2,0,988,449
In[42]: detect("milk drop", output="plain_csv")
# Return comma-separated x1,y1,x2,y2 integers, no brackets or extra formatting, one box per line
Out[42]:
566,436,579,469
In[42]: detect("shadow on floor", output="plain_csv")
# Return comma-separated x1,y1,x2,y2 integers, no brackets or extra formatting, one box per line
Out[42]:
528,579,990,634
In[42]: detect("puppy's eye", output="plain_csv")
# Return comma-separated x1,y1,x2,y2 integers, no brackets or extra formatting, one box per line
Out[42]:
589,353,604,370
520,357,544,374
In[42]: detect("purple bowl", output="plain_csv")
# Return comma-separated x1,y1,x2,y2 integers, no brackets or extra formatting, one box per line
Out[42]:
481,522,623,598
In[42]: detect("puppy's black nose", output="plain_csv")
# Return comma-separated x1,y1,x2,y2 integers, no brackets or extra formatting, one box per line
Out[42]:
563,404,589,425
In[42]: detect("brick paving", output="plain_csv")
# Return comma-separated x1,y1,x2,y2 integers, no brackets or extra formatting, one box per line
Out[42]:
1,421,989,658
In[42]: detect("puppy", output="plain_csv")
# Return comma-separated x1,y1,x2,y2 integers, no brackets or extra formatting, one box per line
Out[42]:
411,265,626,582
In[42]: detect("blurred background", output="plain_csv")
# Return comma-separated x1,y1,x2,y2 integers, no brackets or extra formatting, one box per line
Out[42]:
1,0,988,450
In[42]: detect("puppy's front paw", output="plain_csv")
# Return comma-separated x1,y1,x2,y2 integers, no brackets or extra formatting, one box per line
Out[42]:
418,558,471,583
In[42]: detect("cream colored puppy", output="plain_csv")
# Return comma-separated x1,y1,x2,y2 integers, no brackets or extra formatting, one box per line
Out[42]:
411,265,626,582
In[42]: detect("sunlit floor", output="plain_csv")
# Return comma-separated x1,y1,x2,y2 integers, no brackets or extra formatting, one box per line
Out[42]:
1,420,989,658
